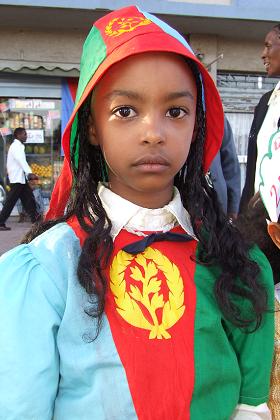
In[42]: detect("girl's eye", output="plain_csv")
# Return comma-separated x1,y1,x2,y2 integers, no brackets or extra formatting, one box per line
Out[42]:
114,106,136,118
166,107,187,119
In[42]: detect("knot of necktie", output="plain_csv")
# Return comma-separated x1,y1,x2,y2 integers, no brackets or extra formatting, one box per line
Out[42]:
122,231,193,255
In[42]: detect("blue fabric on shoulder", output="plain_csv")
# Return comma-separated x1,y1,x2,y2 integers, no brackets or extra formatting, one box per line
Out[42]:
0,223,137,420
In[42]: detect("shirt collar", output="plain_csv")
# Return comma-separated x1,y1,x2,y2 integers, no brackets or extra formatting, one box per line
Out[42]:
98,183,196,241
14,139,23,146
268,81,280,106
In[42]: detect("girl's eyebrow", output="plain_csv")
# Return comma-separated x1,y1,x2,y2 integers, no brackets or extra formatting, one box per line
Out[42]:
105,90,142,101
104,90,194,101
165,91,195,101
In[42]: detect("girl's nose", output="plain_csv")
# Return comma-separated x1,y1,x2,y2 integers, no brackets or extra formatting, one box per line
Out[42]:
141,116,165,145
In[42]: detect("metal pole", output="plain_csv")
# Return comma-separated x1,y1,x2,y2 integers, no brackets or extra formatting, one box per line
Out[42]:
206,53,224,70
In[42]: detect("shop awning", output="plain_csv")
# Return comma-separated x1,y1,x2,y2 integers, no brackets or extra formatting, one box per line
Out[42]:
0,59,80,77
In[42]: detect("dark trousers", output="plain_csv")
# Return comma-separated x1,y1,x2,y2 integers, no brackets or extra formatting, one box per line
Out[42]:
0,183,40,224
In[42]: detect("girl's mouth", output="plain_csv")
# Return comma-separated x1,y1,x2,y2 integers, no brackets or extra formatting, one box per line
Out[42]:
133,155,169,172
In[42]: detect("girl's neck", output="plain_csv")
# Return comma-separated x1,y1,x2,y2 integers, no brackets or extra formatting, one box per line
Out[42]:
107,183,174,209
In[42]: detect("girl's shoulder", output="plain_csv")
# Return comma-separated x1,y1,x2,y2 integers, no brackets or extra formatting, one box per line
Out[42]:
0,222,83,307
10,222,82,266
29,221,82,258
195,241,274,291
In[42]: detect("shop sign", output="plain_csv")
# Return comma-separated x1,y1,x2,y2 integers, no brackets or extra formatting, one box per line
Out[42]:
26,129,44,144
8,99,56,110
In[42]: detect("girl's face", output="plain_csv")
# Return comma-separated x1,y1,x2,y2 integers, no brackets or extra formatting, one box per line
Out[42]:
88,52,197,208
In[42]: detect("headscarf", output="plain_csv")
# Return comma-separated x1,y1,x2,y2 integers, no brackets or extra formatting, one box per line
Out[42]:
46,5,224,219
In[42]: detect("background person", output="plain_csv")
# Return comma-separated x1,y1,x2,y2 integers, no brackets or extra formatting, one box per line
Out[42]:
0,127,40,231
240,23,280,213
17,176,45,222
209,115,241,219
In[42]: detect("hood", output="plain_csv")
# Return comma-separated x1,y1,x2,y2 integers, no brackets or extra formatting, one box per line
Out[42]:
46,5,224,219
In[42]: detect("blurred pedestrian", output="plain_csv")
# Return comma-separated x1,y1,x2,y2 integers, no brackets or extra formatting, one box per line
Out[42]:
240,23,280,213
17,176,45,222
0,127,40,231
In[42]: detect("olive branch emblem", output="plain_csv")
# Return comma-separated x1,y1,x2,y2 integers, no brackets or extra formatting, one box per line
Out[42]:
109,247,185,339
105,17,152,37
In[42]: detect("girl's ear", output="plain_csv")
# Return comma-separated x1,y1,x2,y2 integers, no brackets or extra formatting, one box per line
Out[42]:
267,222,280,250
88,114,98,145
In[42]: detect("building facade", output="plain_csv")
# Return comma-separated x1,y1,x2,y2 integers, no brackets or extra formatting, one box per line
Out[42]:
0,0,279,194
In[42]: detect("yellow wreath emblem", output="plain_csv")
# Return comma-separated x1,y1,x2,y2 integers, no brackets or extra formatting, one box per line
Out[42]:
109,247,185,339
105,17,152,37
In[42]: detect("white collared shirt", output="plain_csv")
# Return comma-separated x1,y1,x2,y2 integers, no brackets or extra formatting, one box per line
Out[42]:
98,183,196,241
7,139,32,184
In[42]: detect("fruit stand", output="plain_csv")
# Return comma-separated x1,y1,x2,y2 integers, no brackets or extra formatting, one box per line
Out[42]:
0,98,63,200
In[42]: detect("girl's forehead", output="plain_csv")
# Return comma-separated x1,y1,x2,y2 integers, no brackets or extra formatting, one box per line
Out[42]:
94,52,196,93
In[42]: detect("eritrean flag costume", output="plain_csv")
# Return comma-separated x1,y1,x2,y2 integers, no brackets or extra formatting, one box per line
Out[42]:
0,6,274,420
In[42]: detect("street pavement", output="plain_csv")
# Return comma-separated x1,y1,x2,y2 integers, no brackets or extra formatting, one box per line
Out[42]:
0,217,32,256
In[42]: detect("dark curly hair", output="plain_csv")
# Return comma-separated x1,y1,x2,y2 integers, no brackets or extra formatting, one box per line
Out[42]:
237,193,280,285
23,58,269,337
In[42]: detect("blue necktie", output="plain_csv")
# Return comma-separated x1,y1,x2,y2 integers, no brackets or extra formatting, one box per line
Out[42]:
122,231,193,255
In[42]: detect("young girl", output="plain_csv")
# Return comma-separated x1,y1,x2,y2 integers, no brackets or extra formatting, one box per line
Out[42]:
0,6,274,420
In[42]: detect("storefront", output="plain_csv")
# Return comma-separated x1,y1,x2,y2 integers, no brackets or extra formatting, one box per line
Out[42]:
0,73,76,204
217,72,278,188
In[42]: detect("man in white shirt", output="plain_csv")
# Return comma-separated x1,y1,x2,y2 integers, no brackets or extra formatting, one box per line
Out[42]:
0,127,40,231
